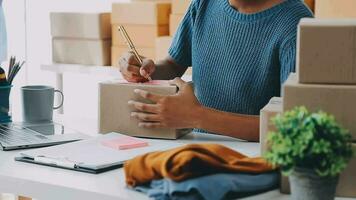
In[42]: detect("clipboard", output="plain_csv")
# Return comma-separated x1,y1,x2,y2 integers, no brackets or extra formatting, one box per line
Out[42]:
15,132,180,174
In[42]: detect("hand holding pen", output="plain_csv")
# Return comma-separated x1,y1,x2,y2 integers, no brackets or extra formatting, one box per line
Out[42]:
118,25,154,82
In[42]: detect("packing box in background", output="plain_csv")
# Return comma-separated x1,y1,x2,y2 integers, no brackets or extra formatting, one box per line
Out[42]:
259,97,283,156
297,19,356,84
315,0,356,18
50,12,111,39
281,143,356,197
111,2,171,25
170,14,183,36
155,36,172,60
98,81,190,139
172,0,191,14
111,46,155,67
112,25,169,47
52,38,111,66
283,74,356,140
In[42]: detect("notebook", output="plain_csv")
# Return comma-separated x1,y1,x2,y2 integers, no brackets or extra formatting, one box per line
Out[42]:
15,132,181,174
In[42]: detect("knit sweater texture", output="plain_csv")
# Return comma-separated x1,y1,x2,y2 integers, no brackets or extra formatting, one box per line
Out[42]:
169,0,313,120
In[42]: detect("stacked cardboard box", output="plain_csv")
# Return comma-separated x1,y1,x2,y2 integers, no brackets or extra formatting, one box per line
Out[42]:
280,18,356,197
315,0,356,18
259,97,283,156
50,12,111,66
170,0,191,36
111,1,171,67
297,19,356,84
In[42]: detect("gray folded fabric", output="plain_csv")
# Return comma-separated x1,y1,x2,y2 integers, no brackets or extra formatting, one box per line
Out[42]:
135,172,279,200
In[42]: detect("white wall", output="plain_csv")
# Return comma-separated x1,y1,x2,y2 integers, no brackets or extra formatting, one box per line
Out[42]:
2,0,27,120
3,0,128,120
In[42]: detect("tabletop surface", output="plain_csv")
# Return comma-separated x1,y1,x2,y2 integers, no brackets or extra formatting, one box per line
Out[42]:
0,115,353,200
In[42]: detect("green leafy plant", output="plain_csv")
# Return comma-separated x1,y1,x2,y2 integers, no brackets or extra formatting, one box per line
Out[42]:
264,106,354,177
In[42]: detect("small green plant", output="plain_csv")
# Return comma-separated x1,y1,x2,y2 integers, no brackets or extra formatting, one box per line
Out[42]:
264,106,354,177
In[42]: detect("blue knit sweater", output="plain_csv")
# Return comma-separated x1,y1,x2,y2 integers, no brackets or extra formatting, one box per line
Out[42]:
169,0,313,118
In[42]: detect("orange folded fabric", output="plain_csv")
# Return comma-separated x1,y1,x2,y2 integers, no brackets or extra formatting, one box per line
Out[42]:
124,143,275,187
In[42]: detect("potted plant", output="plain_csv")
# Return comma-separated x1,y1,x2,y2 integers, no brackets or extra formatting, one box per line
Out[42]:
264,106,353,200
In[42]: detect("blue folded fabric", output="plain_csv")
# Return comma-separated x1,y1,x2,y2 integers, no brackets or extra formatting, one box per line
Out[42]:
135,172,279,200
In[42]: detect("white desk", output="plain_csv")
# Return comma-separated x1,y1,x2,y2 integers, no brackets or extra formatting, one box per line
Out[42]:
0,115,353,200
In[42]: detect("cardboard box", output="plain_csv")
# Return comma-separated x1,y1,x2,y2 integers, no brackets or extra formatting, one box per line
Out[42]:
172,0,191,14
52,38,111,66
111,2,171,25
259,97,283,156
283,74,356,140
111,46,156,67
281,143,356,198
112,25,169,47
297,19,356,84
50,12,111,39
155,36,172,60
98,80,190,139
315,0,356,18
170,14,183,36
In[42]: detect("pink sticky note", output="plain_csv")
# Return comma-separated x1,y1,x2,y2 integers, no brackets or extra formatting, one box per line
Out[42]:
101,136,148,150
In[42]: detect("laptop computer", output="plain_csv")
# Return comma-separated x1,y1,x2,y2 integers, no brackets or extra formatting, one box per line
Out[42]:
0,122,89,151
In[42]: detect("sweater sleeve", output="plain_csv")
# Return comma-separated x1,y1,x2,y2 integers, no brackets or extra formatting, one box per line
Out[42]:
168,0,200,67
279,36,297,84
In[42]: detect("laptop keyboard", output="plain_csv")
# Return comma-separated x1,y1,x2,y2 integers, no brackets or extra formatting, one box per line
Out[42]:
0,124,51,145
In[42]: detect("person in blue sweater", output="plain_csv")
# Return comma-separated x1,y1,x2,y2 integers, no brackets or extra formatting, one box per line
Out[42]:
118,0,313,141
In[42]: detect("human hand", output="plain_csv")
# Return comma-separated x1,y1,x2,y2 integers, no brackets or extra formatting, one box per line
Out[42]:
118,51,155,82
128,78,202,129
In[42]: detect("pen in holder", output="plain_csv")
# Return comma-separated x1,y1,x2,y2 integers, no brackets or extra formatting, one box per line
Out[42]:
0,84,13,123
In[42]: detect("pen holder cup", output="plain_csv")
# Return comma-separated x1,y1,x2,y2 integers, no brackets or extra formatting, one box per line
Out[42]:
0,85,13,123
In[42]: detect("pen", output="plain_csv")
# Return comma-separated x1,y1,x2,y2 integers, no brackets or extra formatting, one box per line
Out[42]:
34,156,76,169
118,25,153,81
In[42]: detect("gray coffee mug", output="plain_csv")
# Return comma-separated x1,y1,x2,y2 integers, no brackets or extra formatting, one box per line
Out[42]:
21,85,64,123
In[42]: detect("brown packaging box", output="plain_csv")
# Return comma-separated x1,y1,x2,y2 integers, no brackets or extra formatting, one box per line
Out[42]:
111,2,171,25
281,143,356,198
283,73,356,140
50,12,111,39
315,0,356,18
52,38,111,66
259,97,283,156
170,14,184,36
297,18,356,84
112,24,169,47
155,36,172,60
98,80,190,139
111,46,155,67
172,0,191,14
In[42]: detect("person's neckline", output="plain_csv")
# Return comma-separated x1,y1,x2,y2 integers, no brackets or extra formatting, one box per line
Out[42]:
221,0,298,22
